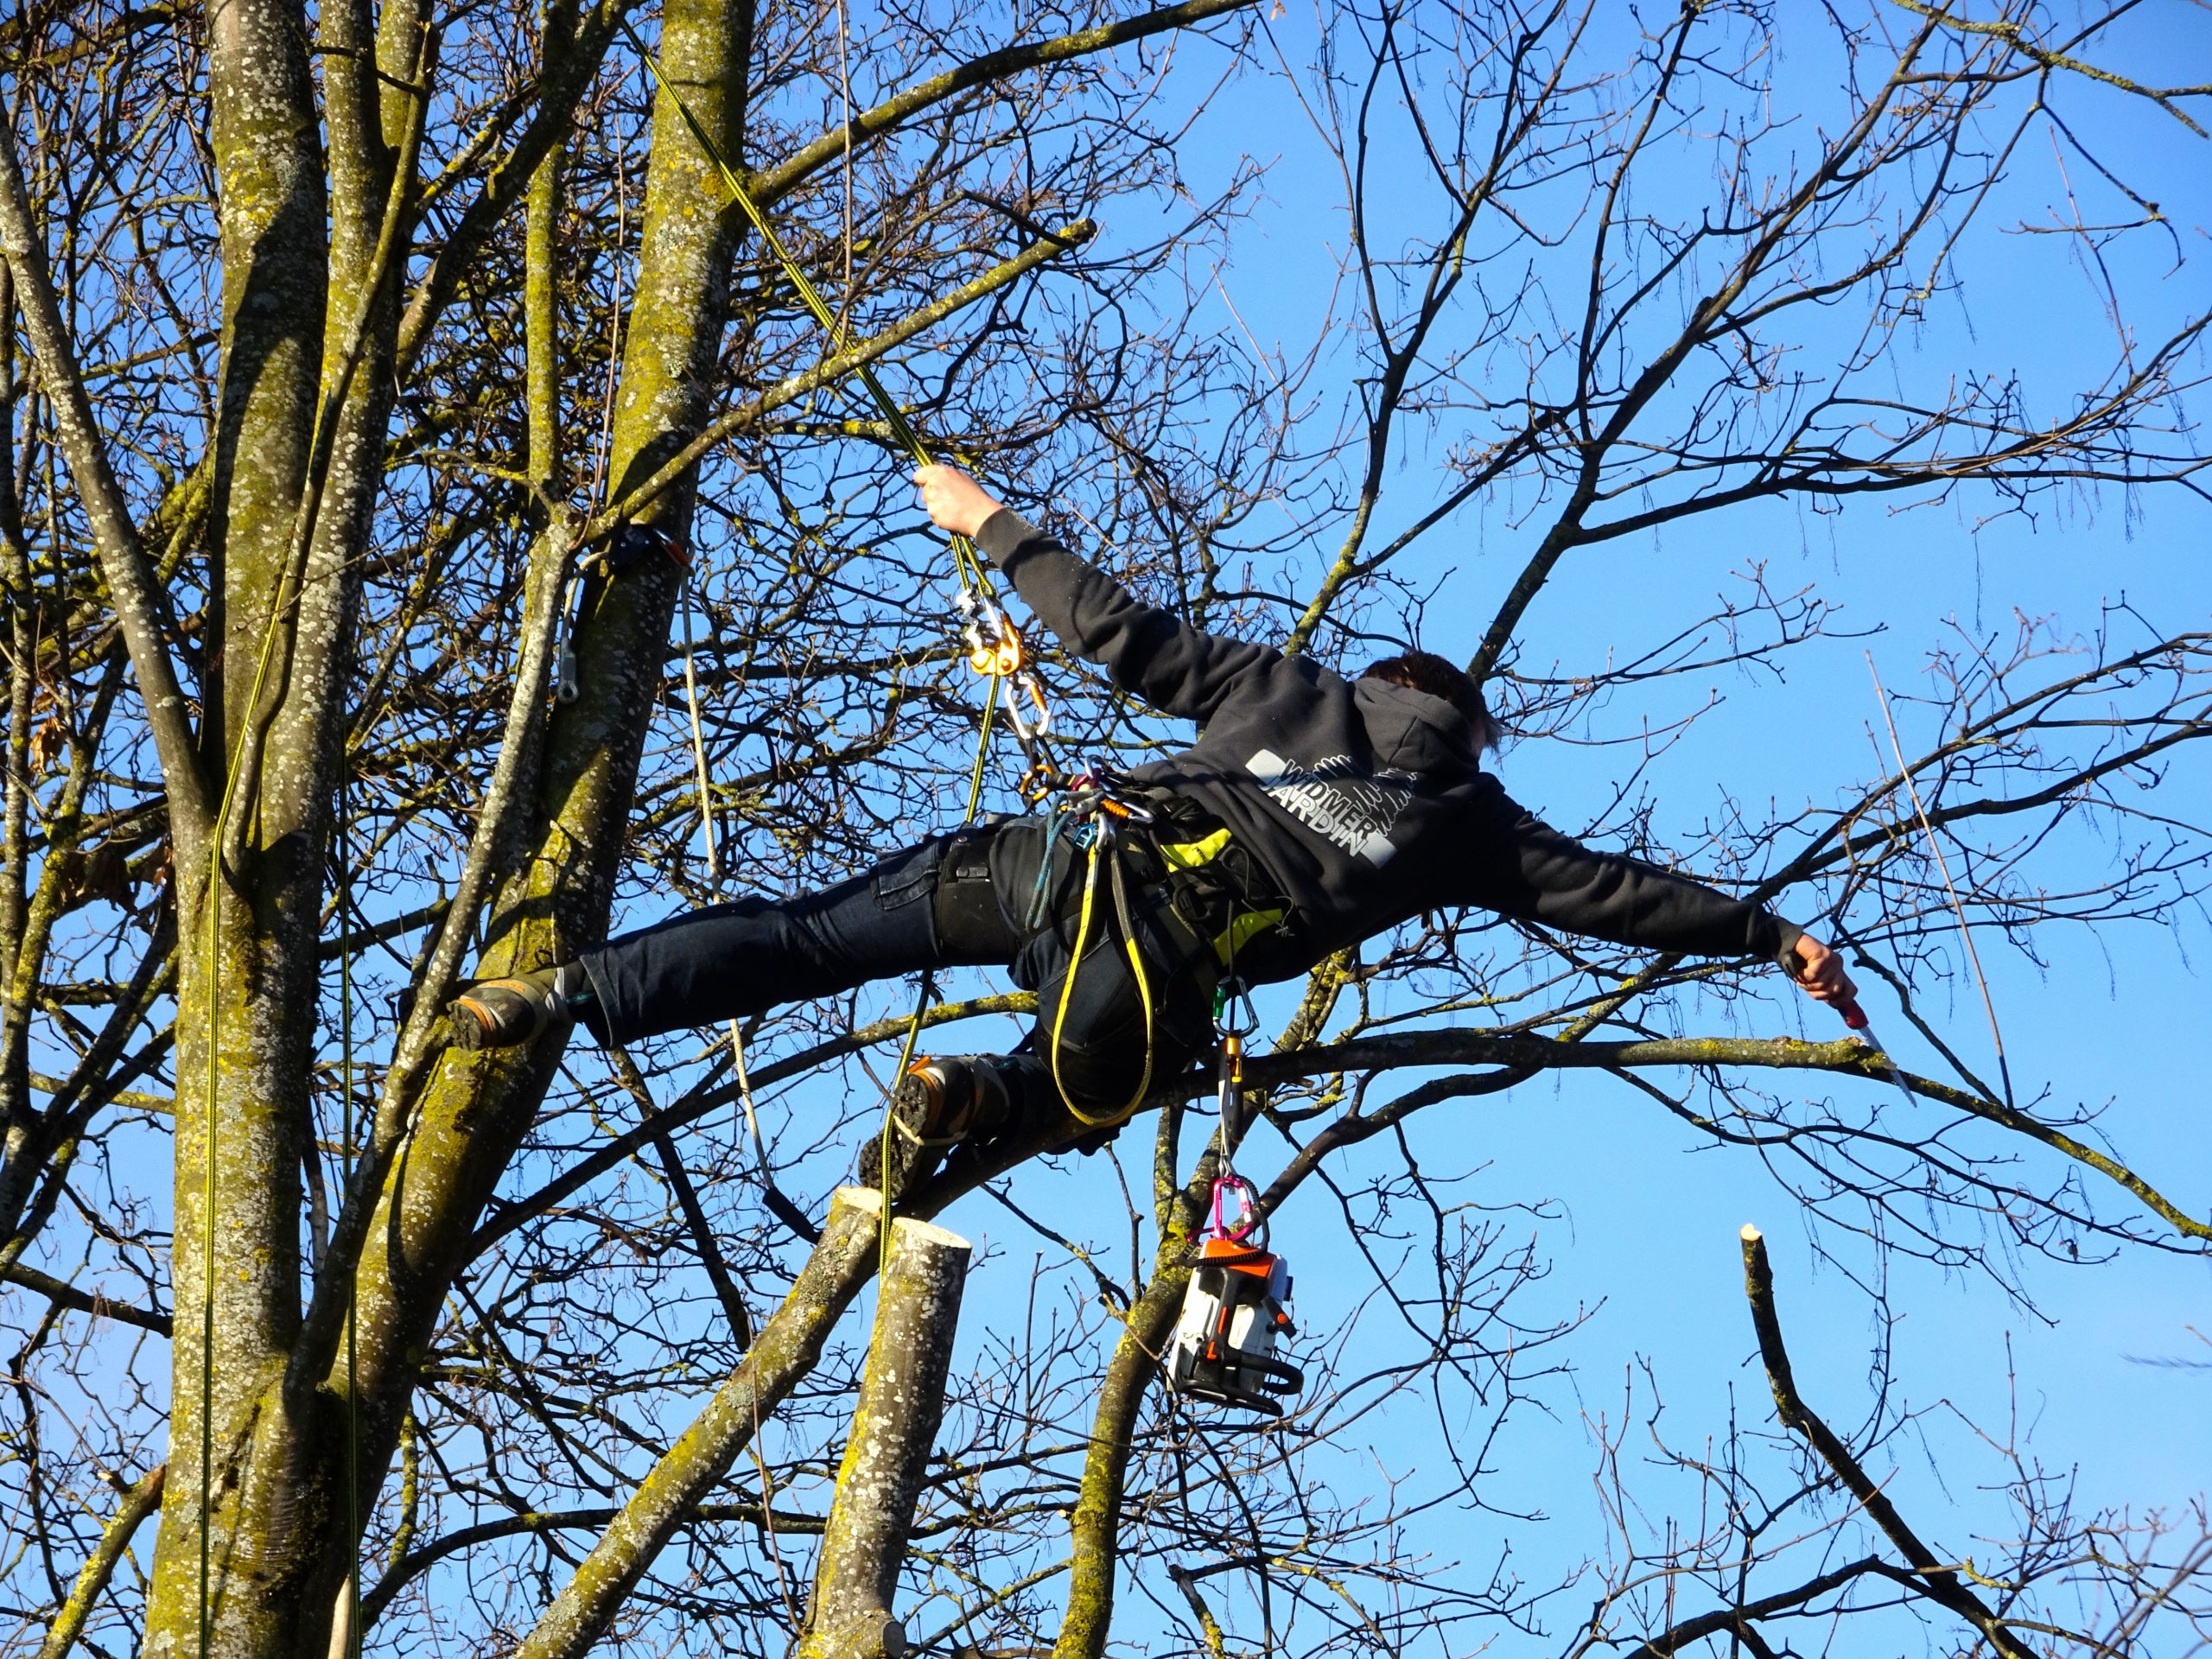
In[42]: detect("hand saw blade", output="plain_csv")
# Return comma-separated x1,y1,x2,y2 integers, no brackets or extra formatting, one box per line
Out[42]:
1838,995,1917,1112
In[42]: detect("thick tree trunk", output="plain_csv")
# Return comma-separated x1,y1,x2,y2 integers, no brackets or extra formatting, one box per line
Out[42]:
333,0,760,1570
142,0,334,1649
799,1216,973,1659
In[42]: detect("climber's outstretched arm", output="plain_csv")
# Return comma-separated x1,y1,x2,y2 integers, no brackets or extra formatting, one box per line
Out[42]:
916,465,1278,726
1449,775,1857,1007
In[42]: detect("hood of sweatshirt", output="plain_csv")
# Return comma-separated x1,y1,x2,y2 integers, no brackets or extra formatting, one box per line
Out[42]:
1353,677,1480,775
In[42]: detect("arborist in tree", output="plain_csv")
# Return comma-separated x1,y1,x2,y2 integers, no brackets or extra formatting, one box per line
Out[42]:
450,466,1858,1179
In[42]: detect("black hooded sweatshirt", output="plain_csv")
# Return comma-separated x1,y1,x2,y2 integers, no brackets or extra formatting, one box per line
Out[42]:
976,510,1802,984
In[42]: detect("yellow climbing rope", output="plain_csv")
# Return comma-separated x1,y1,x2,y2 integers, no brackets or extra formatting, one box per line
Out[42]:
621,27,980,566
619,16,1055,811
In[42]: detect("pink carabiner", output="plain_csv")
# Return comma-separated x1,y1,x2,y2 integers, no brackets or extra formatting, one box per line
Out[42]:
1207,1174,1259,1244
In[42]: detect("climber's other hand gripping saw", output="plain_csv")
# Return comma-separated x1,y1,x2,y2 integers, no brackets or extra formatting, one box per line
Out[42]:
1789,943,1916,1113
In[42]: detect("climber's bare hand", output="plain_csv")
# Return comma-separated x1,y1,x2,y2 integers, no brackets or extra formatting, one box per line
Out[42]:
1785,933,1856,1008
915,465,1001,539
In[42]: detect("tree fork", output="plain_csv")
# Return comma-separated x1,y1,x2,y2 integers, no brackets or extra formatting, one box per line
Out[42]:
1739,1224,2036,1659
321,0,759,1515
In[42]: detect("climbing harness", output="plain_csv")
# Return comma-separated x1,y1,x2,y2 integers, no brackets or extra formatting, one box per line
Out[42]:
1165,978,1302,1417
1036,777,1297,1135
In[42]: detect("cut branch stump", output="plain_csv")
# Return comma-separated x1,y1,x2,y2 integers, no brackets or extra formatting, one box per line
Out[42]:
799,1213,972,1659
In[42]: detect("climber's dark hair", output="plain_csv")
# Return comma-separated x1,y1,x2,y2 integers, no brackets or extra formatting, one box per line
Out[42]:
1360,650,1500,755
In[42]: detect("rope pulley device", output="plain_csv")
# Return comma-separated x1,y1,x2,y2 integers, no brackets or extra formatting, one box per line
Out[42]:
954,586,1023,677
617,15,1063,810
557,524,686,703
956,588,1055,770
1166,977,1302,1418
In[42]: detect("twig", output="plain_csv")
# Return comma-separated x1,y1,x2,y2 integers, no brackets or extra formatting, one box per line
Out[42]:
0,1260,169,1337
35,1463,166,1659
1866,652,2014,1107
1739,1224,2035,1659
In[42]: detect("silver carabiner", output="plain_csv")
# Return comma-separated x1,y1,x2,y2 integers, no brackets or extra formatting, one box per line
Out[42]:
1006,670,1052,742
1215,975,1260,1039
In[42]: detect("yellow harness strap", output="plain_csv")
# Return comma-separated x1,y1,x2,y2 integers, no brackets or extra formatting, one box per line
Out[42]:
1155,826,1287,966
1047,826,1156,1129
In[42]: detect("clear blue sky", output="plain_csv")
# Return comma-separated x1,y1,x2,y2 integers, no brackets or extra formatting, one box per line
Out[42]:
848,3,2212,1646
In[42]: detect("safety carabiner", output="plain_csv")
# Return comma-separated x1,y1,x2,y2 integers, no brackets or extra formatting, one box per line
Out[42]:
1213,975,1260,1039
1006,669,1052,742
1206,1173,1262,1245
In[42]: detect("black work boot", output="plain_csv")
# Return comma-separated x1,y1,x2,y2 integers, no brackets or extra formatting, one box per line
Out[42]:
448,964,585,1051
859,1055,1014,1192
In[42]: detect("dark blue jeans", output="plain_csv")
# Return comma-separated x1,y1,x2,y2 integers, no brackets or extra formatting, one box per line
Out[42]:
577,820,1216,1125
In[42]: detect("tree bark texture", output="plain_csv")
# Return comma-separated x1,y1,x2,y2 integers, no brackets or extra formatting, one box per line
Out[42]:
140,0,337,1647
800,1217,973,1659
312,3,759,1643
1052,1159,1209,1659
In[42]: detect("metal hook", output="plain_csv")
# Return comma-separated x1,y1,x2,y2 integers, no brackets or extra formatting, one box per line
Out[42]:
1214,975,1260,1039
